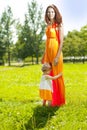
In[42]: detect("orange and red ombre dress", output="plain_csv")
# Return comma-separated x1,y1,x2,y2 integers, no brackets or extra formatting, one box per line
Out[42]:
43,23,65,106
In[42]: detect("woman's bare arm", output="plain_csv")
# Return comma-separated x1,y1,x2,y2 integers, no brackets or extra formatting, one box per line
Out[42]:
54,25,64,66
56,25,64,58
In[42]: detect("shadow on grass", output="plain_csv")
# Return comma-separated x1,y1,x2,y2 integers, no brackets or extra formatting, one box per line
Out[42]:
25,105,59,130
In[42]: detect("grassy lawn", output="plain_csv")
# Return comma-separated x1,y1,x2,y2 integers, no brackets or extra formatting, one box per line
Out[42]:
0,63,87,130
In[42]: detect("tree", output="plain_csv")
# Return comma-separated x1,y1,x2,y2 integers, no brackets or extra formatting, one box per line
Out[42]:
63,31,79,57
78,25,87,63
63,26,87,63
0,23,6,64
80,25,87,56
27,0,45,63
0,6,15,66
16,0,45,64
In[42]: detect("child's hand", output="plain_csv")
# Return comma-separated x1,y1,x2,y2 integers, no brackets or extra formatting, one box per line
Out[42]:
59,72,62,76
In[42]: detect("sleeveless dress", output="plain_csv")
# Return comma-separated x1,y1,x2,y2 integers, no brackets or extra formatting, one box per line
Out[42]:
40,75,53,100
43,23,65,106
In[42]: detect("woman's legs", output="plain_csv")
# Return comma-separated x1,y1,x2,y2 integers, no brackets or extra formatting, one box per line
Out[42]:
51,54,65,106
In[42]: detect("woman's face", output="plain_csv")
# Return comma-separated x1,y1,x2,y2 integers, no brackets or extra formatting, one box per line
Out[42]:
47,7,55,21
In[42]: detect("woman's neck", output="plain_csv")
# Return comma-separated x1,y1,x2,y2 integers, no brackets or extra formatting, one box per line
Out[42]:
49,19,55,25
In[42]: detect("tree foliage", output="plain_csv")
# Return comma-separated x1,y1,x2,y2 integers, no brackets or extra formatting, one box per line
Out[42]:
0,0,87,65
0,6,15,65
15,0,45,64
0,23,6,64
63,25,87,58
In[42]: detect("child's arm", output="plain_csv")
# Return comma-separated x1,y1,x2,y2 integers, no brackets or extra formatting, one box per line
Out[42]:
45,72,62,80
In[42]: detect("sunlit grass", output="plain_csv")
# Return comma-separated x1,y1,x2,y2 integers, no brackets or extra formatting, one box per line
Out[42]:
0,63,87,130
0,65,41,102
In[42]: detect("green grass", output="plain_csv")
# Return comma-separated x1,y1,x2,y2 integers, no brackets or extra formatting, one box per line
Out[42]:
0,63,87,130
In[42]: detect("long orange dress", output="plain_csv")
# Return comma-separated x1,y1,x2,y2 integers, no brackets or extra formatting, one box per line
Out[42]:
43,23,65,106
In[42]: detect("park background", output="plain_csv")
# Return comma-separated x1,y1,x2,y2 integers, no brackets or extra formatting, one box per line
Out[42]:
0,0,87,130
0,0,87,65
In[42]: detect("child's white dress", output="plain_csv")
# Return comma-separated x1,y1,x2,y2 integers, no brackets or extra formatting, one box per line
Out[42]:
40,75,53,100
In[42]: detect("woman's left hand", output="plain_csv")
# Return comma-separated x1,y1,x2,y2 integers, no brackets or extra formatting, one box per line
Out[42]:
53,57,59,66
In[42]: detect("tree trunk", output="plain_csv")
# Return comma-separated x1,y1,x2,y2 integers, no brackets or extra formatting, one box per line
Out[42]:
8,50,10,66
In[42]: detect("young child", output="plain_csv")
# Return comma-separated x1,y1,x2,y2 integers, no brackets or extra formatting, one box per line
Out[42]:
40,63,62,106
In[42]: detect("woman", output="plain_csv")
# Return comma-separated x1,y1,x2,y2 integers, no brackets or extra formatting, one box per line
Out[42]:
42,4,65,106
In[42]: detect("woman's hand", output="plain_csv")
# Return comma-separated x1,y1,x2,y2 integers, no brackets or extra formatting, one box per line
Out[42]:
53,57,59,66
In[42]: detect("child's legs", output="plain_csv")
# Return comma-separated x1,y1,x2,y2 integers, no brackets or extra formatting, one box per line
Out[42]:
43,100,46,106
48,100,52,106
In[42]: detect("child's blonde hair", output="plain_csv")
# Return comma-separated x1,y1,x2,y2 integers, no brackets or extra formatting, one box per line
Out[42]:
41,63,52,72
